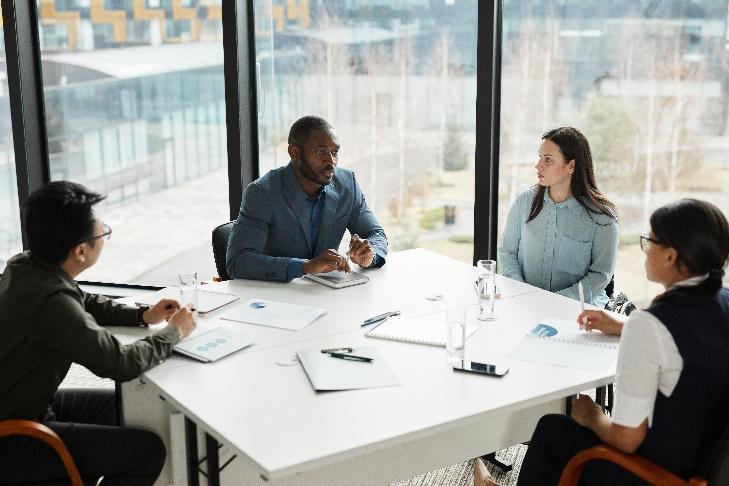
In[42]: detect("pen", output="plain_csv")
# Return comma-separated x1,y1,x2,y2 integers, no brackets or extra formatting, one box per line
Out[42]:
326,352,373,362
578,282,588,329
321,347,353,354
362,310,400,327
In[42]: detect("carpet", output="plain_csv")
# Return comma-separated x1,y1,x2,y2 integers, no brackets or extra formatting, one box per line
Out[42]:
392,444,529,486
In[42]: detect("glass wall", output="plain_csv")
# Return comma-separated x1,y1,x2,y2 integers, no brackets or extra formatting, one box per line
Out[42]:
0,38,21,272
254,0,478,263
37,0,227,285
499,0,729,306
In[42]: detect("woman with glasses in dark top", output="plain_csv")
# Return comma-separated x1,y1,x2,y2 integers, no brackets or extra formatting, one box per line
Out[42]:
476,198,729,485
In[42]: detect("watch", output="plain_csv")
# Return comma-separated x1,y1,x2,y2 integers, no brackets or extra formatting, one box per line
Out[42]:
137,305,151,326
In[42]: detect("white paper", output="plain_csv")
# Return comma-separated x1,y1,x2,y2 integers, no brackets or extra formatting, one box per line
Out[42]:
219,299,327,331
297,346,400,391
507,318,619,371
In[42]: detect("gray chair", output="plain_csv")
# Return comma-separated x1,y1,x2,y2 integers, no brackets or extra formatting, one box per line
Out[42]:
212,222,234,281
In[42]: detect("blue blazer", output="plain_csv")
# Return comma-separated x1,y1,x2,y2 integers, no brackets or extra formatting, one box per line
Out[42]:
226,163,388,281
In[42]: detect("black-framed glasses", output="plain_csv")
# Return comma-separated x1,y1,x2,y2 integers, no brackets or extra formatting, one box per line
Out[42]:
86,223,112,243
639,232,663,253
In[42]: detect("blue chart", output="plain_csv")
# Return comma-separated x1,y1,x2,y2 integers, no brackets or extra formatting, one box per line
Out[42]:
197,338,228,353
530,323,558,338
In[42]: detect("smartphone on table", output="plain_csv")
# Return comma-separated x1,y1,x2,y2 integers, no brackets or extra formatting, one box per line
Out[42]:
453,360,509,377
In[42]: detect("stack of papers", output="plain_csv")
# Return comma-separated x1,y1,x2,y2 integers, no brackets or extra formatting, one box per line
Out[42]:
220,299,327,331
297,346,400,391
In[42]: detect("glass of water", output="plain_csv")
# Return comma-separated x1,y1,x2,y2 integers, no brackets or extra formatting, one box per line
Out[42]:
446,301,467,365
476,260,497,321
178,270,198,316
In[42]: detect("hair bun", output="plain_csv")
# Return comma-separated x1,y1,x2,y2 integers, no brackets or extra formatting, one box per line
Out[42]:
709,268,725,280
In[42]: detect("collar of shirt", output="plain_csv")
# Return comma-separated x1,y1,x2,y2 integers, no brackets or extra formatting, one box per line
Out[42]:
668,273,710,290
543,189,582,215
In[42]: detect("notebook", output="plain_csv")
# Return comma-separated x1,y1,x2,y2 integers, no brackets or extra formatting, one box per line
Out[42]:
305,271,369,289
507,319,619,371
173,327,254,363
136,288,239,315
297,346,400,391
365,315,478,347
219,299,327,331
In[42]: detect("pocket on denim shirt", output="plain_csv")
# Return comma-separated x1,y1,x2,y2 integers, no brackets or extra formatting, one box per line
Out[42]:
554,235,591,280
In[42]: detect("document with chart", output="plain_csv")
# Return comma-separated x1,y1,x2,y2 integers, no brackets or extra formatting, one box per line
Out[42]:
507,318,619,371
220,299,327,331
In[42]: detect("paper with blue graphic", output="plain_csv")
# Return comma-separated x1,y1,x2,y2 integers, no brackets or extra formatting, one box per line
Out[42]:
507,318,619,371
220,299,327,331
174,327,254,363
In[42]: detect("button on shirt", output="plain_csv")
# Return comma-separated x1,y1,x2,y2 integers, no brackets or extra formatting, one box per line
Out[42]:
286,189,326,280
498,187,618,307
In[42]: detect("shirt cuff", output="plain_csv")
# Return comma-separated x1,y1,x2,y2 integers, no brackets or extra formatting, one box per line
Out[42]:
612,393,655,428
287,258,306,280
369,253,385,268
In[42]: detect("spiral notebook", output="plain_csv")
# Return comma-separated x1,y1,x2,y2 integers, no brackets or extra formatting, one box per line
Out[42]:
507,319,619,371
365,315,478,347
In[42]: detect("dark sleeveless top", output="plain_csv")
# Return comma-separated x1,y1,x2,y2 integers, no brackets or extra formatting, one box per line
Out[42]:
637,288,729,478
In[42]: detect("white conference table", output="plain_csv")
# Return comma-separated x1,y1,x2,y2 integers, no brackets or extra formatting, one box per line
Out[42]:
118,249,616,486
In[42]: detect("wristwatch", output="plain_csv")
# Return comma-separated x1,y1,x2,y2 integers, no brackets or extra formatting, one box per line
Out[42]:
137,305,151,327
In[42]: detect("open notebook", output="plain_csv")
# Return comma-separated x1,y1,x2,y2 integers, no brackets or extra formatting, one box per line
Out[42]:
507,319,620,371
136,288,239,315
365,315,478,347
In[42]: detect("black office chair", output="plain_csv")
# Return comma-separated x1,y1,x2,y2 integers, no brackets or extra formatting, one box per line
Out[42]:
212,221,234,281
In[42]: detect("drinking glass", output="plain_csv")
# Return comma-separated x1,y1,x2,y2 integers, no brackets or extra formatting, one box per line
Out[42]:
446,301,467,365
178,270,198,317
476,260,497,321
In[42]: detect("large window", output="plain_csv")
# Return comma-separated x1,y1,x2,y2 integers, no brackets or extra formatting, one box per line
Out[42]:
499,0,729,306
254,0,478,263
0,43,21,272
37,0,228,285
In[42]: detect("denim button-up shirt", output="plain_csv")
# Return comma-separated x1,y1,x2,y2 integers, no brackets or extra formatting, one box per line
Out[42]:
498,187,619,308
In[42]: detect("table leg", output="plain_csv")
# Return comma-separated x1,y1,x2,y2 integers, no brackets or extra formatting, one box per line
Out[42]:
206,433,221,486
185,417,199,486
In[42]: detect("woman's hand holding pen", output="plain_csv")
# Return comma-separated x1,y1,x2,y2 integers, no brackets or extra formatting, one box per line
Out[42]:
143,298,181,324
348,234,374,268
576,309,623,336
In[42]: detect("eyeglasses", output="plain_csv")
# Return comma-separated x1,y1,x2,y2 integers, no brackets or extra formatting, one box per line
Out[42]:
87,223,112,243
639,233,664,253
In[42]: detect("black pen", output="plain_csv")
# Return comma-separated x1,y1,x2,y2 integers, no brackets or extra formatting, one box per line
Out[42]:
321,347,353,354
362,310,400,327
326,352,373,362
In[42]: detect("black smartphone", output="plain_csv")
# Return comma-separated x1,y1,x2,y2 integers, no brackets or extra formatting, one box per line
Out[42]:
452,360,509,377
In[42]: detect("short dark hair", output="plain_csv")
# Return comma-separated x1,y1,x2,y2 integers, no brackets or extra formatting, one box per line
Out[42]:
24,181,106,264
288,116,334,148
651,198,729,302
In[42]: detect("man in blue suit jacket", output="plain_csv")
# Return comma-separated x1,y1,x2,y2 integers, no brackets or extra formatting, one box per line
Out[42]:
226,116,388,281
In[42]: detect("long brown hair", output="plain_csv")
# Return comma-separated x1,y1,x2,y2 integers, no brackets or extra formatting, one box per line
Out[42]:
527,127,617,224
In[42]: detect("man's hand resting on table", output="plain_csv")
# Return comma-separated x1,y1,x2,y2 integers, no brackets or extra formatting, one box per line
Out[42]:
167,305,197,339
347,234,374,268
304,249,351,274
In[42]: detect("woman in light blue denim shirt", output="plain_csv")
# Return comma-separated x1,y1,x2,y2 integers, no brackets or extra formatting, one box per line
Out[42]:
498,127,618,308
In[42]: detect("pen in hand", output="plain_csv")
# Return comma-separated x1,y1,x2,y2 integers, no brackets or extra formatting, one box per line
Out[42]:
578,282,588,330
